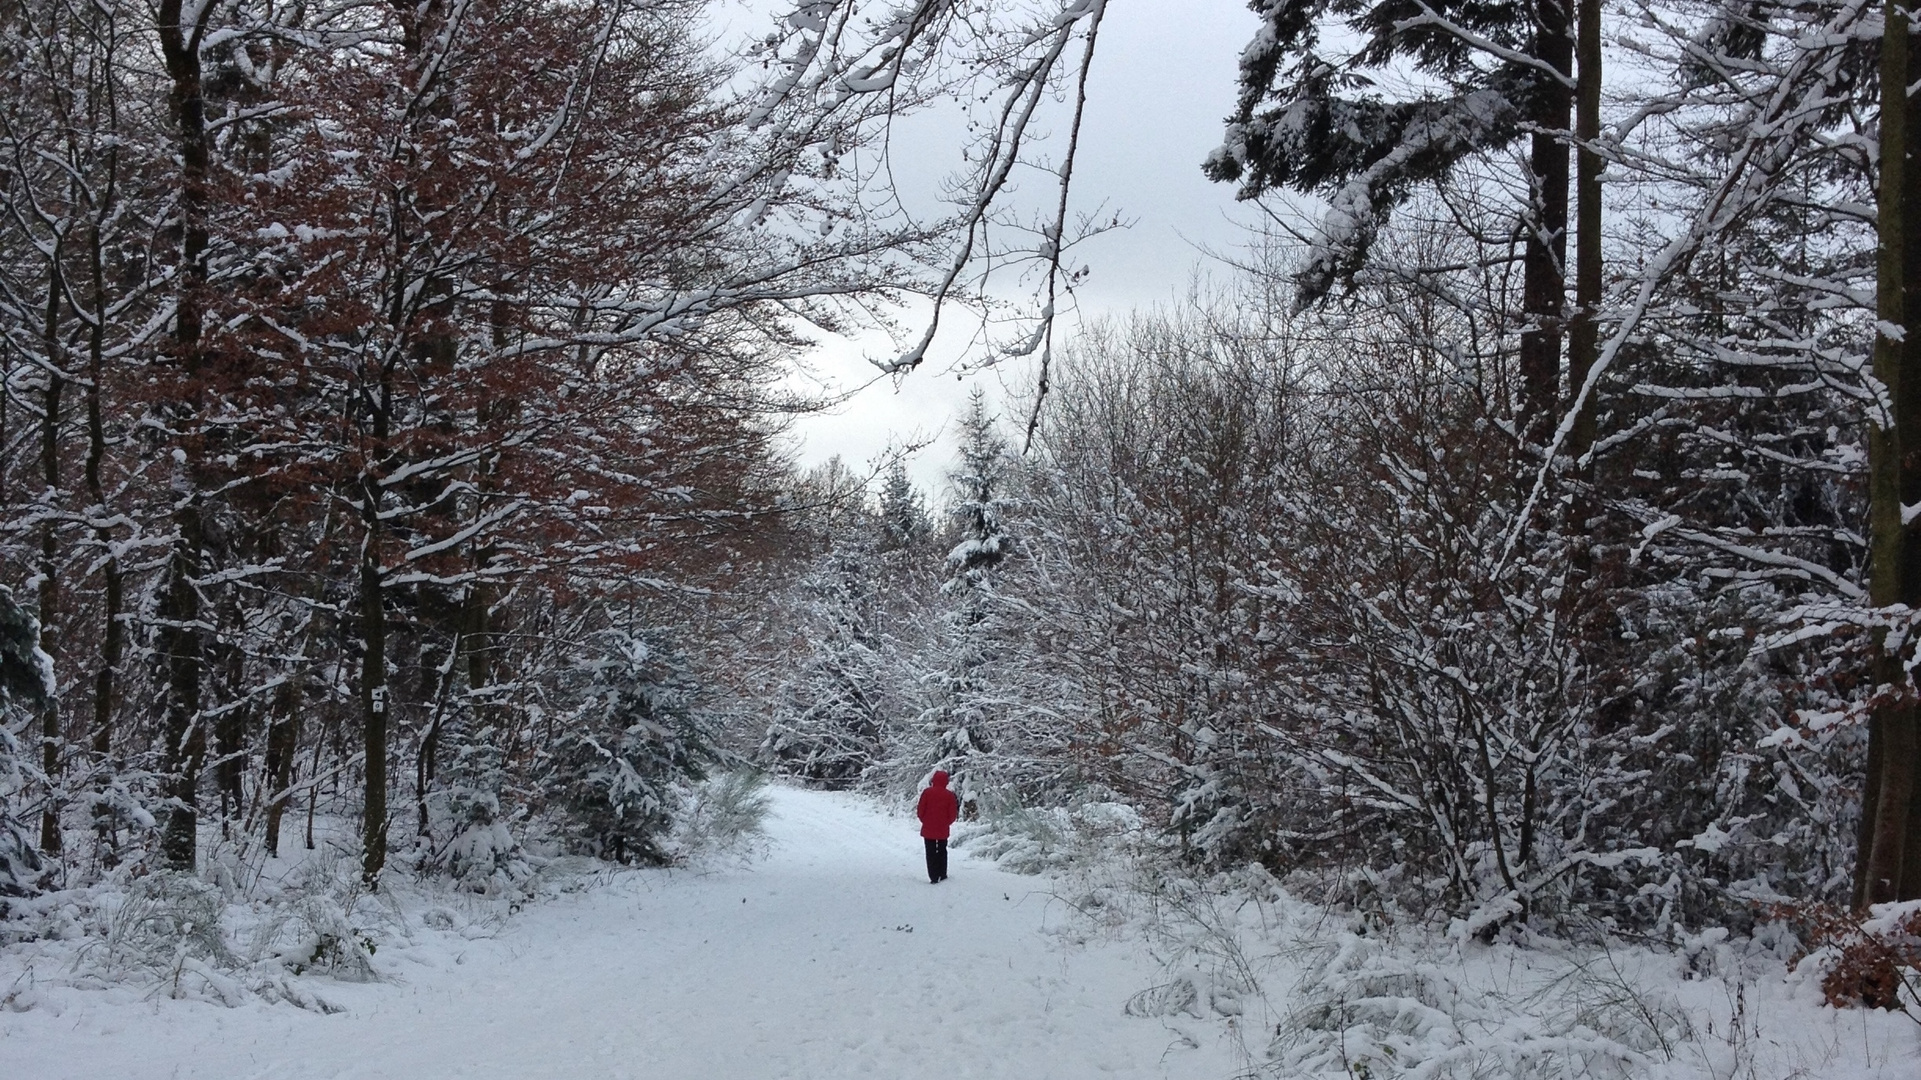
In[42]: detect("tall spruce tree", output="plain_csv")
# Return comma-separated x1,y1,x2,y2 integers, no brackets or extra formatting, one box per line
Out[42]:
925,391,1015,804
1206,0,1576,446
761,526,889,787
876,460,933,554
945,391,1014,586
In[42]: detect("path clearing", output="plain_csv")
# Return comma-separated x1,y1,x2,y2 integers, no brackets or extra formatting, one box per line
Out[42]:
1,787,1240,1079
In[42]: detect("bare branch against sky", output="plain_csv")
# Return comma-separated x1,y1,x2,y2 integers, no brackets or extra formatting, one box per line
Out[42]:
746,2,1264,486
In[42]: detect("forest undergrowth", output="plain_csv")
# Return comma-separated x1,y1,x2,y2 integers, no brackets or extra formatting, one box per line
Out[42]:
0,773,770,1014
959,797,1921,1080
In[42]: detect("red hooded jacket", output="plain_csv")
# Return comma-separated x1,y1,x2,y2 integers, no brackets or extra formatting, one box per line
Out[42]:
917,771,960,839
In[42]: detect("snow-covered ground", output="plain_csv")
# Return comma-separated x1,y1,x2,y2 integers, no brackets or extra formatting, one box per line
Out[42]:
0,787,1243,1079
3,785,1918,1080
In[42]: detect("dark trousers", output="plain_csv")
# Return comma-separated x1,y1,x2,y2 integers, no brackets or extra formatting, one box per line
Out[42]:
924,838,948,882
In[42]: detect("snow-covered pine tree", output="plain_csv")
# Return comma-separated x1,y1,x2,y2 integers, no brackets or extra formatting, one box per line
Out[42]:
761,526,890,786
547,630,715,865
1207,0,1576,450
946,391,1014,587
876,460,933,554
920,391,1017,807
417,710,526,891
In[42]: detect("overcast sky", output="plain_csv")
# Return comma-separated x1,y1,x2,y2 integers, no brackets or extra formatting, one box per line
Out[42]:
754,3,1267,493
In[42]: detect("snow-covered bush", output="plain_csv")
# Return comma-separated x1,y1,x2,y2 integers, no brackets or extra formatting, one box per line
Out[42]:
419,729,528,892
1095,865,1698,1080
956,792,1142,876
0,720,43,909
1784,899,1921,1012
546,630,716,865
1552,585,1862,933
99,871,237,977
38,853,389,1009
671,771,773,863
253,891,379,984
1272,930,1646,1080
79,769,161,874
242,852,385,988
957,794,1065,874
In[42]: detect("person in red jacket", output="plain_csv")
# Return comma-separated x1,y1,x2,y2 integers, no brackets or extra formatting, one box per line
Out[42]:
916,770,960,883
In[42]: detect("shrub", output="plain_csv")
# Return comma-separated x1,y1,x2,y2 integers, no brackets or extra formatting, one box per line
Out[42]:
1784,900,1921,1012
673,771,773,862
546,630,717,865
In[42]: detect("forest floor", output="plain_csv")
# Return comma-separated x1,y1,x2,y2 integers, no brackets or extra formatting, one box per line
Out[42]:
0,786,1245,1079
2,785,1918,1079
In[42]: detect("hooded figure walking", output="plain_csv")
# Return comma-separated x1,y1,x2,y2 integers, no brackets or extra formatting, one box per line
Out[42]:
917,770,960,883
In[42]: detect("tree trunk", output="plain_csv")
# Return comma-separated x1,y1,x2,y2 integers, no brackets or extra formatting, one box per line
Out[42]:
1566,0,1602,493
79,73,127,861
361,0,451,885
157,501,207,870
1518,0,1574,453
37,266,64,857
306,737,321,851
212,594,248,832
1855,707,1886,909
1860,0,1921,907
262,680,299,858
85,217,121,764
155,0,213,871
360,513,390,885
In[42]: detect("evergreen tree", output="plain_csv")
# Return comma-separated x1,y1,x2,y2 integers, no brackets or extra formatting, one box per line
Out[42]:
1207,0,1576,445
417,713,526,891
761,530,890,786
923,392,1017,804
876,460,933,554
546,630,716,866
945,391,1015,586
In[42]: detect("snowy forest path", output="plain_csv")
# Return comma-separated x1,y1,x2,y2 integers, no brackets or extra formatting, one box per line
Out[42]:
2,786,1239,1079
